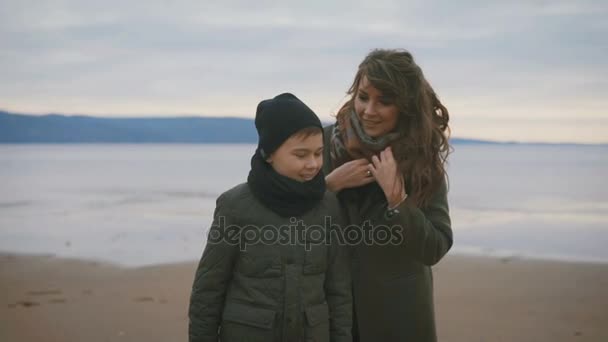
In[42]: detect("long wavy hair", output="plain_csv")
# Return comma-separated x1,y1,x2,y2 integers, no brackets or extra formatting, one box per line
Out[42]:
336,49,451,207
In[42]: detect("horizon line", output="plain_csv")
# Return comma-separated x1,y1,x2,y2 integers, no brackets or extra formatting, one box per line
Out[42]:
1,109,606,146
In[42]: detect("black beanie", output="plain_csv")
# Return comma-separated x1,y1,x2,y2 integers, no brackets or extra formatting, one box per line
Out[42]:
255,93,323,158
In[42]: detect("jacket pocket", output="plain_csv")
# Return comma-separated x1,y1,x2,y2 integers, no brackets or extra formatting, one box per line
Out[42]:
220,302,276,342
304,303,330,342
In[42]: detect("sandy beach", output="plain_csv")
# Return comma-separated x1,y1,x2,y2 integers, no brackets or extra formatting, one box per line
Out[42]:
1,252,607,342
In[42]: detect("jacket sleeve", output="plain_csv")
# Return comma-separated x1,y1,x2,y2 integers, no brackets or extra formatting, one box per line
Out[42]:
188,194,239,342
370,176,453,266
324,207,353,342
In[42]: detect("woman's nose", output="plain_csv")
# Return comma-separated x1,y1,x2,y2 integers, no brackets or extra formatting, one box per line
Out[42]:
364,101,376,116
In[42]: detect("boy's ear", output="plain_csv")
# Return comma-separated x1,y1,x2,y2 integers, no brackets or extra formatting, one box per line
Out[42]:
265,150,275,164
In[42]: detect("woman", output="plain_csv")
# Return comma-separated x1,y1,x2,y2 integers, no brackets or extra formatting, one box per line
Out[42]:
189,93,352,342
323,49,453,342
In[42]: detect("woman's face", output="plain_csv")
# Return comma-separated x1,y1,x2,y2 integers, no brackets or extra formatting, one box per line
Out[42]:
353,76,399,138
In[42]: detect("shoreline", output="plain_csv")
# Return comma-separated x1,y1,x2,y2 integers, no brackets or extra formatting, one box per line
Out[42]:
2,247,608,269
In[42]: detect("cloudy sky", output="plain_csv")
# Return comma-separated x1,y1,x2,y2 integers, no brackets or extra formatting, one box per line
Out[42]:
1,0,606,143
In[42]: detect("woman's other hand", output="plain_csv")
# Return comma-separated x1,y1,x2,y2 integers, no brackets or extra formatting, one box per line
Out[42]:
369,146,407,207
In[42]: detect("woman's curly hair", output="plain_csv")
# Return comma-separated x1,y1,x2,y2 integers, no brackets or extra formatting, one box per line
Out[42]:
336,49,452,207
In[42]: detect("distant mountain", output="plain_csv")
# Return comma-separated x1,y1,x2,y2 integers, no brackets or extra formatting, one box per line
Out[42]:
0,111,257,143
0,110,602,145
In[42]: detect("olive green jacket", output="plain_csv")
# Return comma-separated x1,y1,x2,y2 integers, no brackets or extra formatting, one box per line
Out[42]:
323,125,453,342
189,183,352,342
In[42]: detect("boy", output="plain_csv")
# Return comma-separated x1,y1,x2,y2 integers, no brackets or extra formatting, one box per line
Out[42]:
188,93,352,342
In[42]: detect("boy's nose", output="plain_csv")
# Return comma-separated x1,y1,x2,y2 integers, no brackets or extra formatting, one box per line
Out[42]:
306,157,319,169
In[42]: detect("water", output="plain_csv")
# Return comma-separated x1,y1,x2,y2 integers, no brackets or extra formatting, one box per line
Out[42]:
0,143,607,266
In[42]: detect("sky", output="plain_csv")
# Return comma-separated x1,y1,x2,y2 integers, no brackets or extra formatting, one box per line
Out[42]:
1,0,607,143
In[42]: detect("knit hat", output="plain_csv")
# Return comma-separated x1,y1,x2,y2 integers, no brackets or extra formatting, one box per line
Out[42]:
255,93,323,158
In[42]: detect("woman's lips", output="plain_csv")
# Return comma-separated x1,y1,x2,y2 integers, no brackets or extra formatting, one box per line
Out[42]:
363,120,381,127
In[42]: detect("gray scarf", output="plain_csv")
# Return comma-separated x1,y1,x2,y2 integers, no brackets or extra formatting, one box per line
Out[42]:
330,109,400,168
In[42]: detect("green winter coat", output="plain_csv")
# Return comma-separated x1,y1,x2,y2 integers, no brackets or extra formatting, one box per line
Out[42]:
189,183,352,342
322,125,453,342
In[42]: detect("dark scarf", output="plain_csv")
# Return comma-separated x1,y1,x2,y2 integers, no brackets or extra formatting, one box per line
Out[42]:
247,150,326,217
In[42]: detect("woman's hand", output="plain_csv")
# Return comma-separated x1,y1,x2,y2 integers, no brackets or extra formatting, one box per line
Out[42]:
369,146,407,207
326,158,375,192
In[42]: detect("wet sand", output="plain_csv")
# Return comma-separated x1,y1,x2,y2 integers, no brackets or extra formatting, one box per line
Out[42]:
1,253,607,342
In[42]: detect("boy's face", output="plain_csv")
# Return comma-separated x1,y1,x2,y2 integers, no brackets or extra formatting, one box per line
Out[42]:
267,133,323,182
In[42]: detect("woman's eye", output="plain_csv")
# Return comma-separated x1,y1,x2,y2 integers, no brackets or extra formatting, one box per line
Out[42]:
379,98,393,106
357,94,368,101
